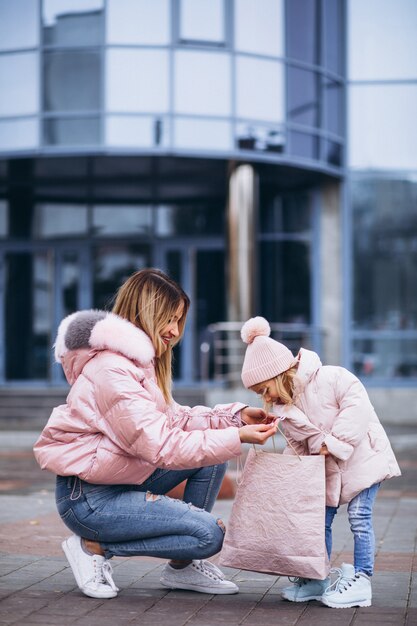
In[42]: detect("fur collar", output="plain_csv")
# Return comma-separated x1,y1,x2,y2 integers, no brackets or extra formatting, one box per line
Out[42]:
54,310,155,366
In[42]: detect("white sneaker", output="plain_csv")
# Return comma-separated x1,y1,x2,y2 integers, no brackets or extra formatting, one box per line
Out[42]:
62,535,119,599
160,560,239,594
281,576,330,602
321,563,372,608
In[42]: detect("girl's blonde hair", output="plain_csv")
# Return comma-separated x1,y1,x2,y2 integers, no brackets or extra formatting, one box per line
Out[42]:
262,366,298,413
112,268,190,403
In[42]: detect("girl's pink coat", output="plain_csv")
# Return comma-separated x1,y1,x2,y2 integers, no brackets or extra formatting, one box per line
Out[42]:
34,311,244,484
274,349,401,506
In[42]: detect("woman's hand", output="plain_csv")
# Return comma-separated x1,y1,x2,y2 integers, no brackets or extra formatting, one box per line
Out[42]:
241,406,275,425
239,422,278,444
319,444,329,456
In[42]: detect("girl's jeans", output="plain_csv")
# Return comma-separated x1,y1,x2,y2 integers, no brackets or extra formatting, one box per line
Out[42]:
55,463,227,561
325,482,381,577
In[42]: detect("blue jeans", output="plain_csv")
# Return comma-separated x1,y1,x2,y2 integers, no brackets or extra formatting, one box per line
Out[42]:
55,463,227,561
325,482,381,577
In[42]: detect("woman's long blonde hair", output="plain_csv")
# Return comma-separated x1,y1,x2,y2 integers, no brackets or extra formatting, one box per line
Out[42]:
112,268,190,403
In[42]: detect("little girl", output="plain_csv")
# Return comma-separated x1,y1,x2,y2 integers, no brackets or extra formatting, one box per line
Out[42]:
240,316,401,609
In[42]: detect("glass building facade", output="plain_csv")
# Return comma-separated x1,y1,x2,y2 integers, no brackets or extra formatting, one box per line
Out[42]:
0,0,415,421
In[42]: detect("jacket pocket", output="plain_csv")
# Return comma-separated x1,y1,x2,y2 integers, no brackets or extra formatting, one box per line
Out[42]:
367,423,389,454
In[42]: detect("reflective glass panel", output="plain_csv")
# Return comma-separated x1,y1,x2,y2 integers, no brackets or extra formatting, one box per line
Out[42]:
323,0,343,74
107,0,169,44
0,200,7,236
61,251,80,319
352,338,417,379
43,118,100,145
0,118,39,151
155,204,224,237
259,241,311,323
174,118,231,151
349,84,417,169
5,251,52,380
323,79,342,135
236,123,285,153
0,52,39,116
236,57,284,122
106,116,170,148
93,245,151,310
325,140,342,167
235,0,284,56
106,49,169,113
180,0,224,43
92,205,152,236
260,192,311,234
44,50,101,112
174,51,231,116
43,0,103,46
0,0,39,50
287,67,319,127
349,0,417,80
352,177,417,331
33,204,88,238
290,131,319,160
286,0,318,64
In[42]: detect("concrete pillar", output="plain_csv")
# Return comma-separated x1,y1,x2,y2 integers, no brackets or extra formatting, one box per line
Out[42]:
320,181,342,365
227,164,258,322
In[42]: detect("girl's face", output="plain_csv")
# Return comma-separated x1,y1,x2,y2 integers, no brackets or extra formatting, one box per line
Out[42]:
251,378,279,404
159,301,185,353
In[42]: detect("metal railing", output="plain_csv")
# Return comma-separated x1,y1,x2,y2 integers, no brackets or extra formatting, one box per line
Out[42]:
199,321,322,384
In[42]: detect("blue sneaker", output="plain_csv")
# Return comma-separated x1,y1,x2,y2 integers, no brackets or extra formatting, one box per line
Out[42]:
281,576,330,602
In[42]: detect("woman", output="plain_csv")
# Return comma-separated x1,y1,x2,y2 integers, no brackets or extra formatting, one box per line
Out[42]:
34,269,277,599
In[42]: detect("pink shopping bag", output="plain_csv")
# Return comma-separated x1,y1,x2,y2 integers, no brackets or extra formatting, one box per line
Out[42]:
219,447,330,579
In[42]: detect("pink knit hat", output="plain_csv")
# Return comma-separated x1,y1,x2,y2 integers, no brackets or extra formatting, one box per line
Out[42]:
240,317,296,388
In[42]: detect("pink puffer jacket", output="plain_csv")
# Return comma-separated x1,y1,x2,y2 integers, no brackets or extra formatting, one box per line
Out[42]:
34,310,245,484
273,349,401,506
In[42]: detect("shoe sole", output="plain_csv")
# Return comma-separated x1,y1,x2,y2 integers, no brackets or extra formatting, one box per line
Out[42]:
321,597,371,609
62,539,117,599
160,578,238,595
282,593,323,602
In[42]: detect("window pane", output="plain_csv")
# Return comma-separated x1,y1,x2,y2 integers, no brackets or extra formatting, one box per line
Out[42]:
180,0,224,43
259,241,311,323
290,131,319,160
174,118,231,151
44,50,100,112
92,205,152,236
352,338,417,379
236,123,285,153
5,251,52,380
236,57,284,122
93,245,151,310
348,0,417,80
0,200,8,236
43,0,103,46
352,177,417,330
44,118,100,145
107,0,170,44
260,193,311,234
287,0,318,64
106,115,169,148
0,0,39,50
0,118,39,151
33,204,88,238
0,52,39,115
61,251,80,318
325,140,342,167
106,49,169,113
175,51,231,116
323,79,342,135
323,0,343,74
235,0,284,56
349,84,417,169
287,67,319,127
155,204,224,237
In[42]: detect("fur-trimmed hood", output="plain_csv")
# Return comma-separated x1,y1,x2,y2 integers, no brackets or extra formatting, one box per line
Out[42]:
55,310,155,384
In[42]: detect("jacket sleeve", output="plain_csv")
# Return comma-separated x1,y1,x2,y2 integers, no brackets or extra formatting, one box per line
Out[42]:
169,400,247,431
94,365,242,470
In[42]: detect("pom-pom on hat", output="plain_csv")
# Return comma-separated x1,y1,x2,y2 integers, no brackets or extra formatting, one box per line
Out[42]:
240,316,296,388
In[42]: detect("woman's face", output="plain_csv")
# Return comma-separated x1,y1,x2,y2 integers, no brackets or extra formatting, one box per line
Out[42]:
159,301,185,352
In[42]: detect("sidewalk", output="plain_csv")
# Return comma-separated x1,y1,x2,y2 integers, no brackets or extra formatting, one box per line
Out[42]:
0,426,416,625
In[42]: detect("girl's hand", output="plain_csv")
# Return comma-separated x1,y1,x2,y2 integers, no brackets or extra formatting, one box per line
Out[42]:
241,406,275,425
239,423,278,444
